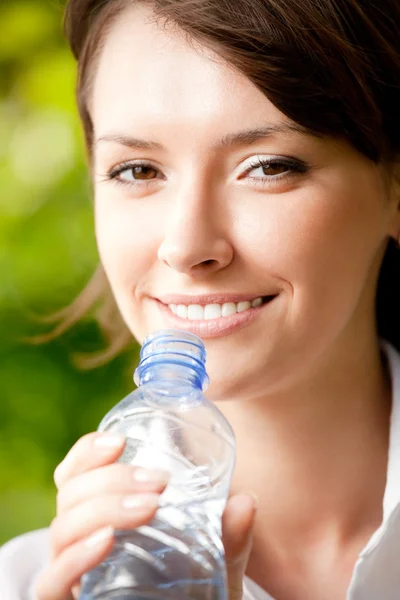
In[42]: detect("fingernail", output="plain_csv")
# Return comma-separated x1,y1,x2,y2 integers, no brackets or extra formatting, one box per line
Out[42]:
133,468,170,484
93,433,125,448
244,491,259,509
85,526,114,548
122,493,160,510
235,492,259,510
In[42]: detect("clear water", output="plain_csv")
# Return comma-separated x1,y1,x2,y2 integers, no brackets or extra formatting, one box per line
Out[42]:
79,330,235,600
79,497,227,600
79,433,231,600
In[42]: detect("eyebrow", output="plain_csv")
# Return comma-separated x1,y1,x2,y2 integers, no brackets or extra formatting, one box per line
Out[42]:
95,122,314,152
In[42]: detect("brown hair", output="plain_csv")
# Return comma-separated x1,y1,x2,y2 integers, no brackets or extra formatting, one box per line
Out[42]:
61,0,400,363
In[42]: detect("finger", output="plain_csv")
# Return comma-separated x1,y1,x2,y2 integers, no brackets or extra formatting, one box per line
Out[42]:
222,493,257,600
57,465,170,514
72,584,80,600
35,526,114,600
54,432,126,489
51,492,160,557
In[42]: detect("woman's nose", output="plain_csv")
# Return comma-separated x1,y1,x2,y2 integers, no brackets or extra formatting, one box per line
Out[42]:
157,188,233,277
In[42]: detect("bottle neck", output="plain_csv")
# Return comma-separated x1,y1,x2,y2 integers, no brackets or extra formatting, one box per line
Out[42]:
134,330,209,391
136,361,204,389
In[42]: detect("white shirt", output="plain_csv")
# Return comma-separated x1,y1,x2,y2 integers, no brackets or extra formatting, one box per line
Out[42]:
2,341,400,600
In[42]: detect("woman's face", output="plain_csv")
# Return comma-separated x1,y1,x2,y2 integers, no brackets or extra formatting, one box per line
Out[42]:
91,4,399,400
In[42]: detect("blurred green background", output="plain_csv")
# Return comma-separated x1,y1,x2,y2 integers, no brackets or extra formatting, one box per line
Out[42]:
0,0,137,544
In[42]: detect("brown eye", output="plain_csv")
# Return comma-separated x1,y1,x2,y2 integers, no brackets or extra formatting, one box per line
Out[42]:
107,160,165,187
123,164,158,181
260,163,289,176
240,156,308,184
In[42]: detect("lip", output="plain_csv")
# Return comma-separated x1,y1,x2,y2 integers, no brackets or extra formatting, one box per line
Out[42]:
154,295,278,339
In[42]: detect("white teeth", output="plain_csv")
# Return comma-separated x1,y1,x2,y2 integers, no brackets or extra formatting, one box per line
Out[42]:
187,304,204,321
221,302,237,317
251,297,263,308
168,297,265,321
204,304,222,320
237,301,251,313
176,305,188,319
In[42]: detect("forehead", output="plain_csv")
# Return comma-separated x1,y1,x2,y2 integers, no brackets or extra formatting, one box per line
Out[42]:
90,4,286,139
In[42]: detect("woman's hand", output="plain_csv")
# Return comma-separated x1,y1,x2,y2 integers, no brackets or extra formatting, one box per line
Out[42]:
34,432,170,600
35,431,257,600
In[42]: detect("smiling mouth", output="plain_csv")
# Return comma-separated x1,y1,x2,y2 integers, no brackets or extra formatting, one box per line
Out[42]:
165,295,276,321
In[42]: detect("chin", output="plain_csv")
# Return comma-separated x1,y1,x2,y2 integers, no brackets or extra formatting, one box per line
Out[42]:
203,370,248,402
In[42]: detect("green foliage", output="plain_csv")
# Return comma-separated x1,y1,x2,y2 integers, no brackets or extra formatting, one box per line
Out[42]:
0,0,137,544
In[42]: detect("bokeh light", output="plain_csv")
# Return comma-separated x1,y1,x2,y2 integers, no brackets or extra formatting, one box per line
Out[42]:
0,0,137,544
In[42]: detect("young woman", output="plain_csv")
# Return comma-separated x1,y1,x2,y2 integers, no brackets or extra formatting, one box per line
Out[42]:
1,0,400,598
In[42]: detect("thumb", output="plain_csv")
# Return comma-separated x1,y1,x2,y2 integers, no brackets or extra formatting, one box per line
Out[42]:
222,492,258,600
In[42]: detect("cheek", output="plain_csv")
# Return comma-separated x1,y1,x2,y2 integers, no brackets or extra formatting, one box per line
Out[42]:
289,180,385,296
233,175,386,335
94,193,160,292
248,167,383,268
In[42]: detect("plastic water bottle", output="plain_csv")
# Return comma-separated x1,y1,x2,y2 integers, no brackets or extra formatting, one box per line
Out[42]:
79,329,236,600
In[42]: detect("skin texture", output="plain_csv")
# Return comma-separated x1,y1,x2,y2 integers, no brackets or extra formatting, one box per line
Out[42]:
35,433,256,600
92,7,398,402
38,3,400,600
